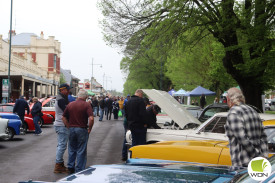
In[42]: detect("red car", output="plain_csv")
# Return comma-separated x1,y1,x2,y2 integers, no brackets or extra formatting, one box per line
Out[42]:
39,97,56,120
0,104,54,132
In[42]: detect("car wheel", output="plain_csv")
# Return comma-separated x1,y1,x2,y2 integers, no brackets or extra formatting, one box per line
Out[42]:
4,127,15,141
38,118,44,128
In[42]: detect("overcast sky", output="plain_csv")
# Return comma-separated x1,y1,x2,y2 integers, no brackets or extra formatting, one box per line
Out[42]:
0,0,125,92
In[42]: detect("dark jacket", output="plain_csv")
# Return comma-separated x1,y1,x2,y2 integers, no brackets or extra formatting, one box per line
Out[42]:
31,102,42,117
13,98,30,116
92,99,99,108
99,99,105,109
146,106,161,129
125,95,147,130
106,98,113,109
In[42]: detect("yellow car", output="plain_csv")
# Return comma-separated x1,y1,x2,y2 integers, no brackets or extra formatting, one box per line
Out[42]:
129,119,275,166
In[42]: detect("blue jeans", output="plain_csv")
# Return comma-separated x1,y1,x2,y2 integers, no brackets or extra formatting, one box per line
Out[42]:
33,116,42,134
122,118,128,158
131,127,147,147
55,126,69,163
68,127,89,173
93,107,98,117
99,108,104,121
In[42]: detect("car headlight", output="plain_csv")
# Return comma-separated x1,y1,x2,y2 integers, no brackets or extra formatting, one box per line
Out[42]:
128,150,132,159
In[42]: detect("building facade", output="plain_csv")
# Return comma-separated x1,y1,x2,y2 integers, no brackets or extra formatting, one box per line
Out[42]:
0,31,60,102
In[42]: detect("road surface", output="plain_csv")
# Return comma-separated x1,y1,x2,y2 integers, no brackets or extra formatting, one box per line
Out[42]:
0,117,125,183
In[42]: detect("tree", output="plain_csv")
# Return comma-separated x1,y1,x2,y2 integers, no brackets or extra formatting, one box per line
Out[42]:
98,0,275,111
59,73,66,84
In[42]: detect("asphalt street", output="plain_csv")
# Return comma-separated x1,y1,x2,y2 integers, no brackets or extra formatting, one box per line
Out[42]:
0,116,125,183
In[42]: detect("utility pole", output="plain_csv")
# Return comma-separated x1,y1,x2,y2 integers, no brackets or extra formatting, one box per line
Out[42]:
7,0,13,102
90,58,102,91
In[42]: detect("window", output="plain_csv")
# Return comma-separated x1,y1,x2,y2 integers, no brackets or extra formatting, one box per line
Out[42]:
54,54,57,69
203,117,220,132
203,117,227,134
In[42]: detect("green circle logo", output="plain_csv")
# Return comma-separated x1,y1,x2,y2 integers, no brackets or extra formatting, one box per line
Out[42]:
248,157,271,181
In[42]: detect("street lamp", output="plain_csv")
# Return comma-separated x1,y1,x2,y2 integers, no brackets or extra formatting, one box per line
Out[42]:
7,0,13,102
90,58,102,91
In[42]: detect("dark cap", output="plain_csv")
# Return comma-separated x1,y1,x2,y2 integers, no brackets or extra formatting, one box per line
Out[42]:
59,83,72,90
127,94,130,97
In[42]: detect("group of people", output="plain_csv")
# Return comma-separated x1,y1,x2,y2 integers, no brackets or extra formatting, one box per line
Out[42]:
13,95,43,135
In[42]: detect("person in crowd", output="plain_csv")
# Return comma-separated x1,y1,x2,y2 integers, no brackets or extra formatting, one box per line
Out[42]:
222,96,227,103
225,87,268,169
121,95,130,161
144,97,151,108
191,99,195,105
200,94,206,109
194,99,199,106
112,98,119,119
31,97,42,135
106,96,113,120
68,91,75,102
146,105,161,129
91,96,99,117
13,95,30,125
53,84,71,173
125,89,147,146
118,97,124,117
99,96,105,121
62,89,94,174
214,97,219,103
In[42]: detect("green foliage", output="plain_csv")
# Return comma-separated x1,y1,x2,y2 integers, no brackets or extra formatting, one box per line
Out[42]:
59,73,66,85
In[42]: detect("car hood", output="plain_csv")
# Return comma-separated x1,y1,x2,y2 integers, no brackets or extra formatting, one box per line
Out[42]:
0,112,20,120
52,159,243,183
142,89,201,128
150,140,228,148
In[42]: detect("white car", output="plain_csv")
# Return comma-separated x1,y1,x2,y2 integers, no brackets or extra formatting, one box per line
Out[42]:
0,118,9,139
126,89,275,144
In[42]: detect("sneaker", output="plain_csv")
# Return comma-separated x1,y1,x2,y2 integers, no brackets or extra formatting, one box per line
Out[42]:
36,132,43,136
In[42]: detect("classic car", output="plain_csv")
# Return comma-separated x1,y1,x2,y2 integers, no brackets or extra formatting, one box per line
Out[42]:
19,156,275,183
0,118,9,139
198,103,261,122
0,104,54,131
125,89,275,145
38,96,56,120
0,113,24,140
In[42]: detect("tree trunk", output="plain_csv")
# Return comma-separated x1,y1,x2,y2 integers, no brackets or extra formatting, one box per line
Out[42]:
238,80,264,112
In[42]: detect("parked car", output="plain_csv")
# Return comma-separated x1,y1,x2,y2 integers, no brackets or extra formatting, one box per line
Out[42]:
125,89,275,145
0,113,24,140
271,98,275,111
19,156,275,183
0,118,9,139
39,96,56,120
198,103,261,123
128,119,275,166
0,104,53,132
265,99,272,111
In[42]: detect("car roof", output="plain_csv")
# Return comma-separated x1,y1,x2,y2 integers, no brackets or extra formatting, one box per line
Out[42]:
142,89,201,128
212,112,275,123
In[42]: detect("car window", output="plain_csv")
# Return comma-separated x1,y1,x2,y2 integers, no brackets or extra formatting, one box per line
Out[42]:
203,117,220,132
199,107,228,122
265,127,275,153
2,105,13,112
203,117,227,134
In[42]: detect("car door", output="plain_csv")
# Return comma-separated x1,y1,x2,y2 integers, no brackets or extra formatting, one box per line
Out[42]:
187,116,228,141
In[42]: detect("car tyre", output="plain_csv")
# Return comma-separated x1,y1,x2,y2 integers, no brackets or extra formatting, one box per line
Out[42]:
4,127,15,141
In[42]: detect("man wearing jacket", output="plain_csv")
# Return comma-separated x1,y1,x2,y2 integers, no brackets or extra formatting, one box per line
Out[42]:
53,84,71,173
13,95,30,126
31,97,42,135
125,89,147,146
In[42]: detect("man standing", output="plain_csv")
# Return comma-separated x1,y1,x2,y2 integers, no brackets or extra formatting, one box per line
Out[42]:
31,97,43,135
62,89,94,173
13,95,30,128
225,87,268,168
146,105,161,129
99,96,105,121
91,96,99,117
125,89,147,146
53,84,71,173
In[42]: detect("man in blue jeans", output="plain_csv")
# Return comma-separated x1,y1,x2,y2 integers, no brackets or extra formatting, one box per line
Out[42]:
54,84,71,173
63,89,94,173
